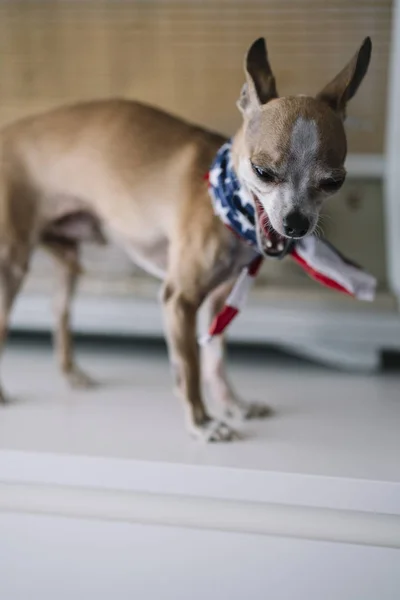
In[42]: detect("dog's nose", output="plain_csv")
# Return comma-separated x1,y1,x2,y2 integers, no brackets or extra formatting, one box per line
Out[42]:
283,211,310,238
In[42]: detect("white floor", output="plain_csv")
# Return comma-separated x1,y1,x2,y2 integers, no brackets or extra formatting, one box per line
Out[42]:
1,338,400,600
0,337,399,483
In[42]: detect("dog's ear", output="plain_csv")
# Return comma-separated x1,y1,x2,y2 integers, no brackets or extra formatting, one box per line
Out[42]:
316,37,372,119
237,38,278,115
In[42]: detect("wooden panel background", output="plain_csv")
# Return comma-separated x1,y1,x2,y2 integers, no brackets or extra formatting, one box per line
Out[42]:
0,0,392,153
0,0,391,293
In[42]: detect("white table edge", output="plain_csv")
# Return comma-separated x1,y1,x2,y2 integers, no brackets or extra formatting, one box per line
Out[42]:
1,450,399,518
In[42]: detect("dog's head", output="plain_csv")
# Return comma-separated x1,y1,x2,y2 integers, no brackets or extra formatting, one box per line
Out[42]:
235,37,371,252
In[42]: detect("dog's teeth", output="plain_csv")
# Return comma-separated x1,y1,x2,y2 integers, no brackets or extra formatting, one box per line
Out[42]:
266,240,272,248
277,242,284,251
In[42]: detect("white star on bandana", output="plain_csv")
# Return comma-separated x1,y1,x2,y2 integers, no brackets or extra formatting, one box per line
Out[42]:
214,197,231,224
235,210,253,233
237,185,254,209
208,165,223,189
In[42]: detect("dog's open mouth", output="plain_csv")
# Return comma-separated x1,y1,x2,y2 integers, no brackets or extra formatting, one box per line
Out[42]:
254,197,293,259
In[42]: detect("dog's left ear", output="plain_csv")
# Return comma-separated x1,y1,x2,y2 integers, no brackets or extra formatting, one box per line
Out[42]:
316,37,372,119
238,38,278,115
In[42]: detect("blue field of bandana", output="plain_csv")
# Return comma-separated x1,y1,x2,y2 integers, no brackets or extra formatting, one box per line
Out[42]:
208,140,259,250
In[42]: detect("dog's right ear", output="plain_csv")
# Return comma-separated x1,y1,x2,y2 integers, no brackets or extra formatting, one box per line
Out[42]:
237,38,278,115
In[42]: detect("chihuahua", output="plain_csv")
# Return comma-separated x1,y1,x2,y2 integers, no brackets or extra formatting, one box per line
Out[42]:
0,37,371,440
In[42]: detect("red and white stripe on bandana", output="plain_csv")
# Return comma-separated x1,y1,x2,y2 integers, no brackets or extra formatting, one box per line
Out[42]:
201,141,377,345
291,236,376,301
200,255,263,345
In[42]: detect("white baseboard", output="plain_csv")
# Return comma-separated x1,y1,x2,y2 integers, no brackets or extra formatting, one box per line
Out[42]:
10,290,400,359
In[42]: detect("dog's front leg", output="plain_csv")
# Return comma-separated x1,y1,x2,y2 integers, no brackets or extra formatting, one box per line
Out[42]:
162,283,238,442
202,281,271,421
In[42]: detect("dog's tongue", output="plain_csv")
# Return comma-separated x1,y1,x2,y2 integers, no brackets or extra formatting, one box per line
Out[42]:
254,198,291,258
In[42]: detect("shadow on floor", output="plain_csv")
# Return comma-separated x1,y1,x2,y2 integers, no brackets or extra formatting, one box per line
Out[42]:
7,331,400,372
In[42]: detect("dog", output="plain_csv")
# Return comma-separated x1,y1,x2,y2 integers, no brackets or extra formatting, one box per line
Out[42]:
0,37,371,441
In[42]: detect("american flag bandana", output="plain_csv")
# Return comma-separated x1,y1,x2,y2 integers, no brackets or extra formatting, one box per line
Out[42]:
201,140,377,344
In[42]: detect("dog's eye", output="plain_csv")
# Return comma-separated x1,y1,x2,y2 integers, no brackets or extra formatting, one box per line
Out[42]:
251,164,279,184
319,177,345,193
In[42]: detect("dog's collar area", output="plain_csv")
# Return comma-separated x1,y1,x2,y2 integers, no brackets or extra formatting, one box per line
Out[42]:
207,140,293,260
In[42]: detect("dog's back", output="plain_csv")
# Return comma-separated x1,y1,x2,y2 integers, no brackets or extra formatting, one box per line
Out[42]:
0,99,224,241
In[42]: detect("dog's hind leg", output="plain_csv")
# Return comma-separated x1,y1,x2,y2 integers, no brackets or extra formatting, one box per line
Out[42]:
202,281,272,420
44,240,96,389
0,246,31,403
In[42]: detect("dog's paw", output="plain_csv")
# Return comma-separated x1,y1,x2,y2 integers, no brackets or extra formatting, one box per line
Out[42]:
239,401,272,420
66,367,97,390
189,419,240,443
223,399,273,421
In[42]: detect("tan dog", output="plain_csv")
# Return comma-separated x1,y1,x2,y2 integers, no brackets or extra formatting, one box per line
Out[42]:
0,37,371,441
